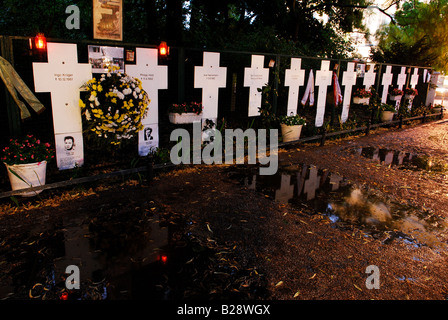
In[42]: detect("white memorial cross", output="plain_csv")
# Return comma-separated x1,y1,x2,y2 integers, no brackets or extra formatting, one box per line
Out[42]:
341,62,357,123
33,42,92,169
126,48,168,155
410,68,419,88
407,68,419,110
394,66,407,109
315,60,332,127
363,63,376,90
194,52,227,120
284,58,305,116
244,55,269,117
381,66,393,104
397,67,407,91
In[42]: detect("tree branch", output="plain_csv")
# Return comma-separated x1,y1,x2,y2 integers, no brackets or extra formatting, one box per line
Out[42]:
305,2,396,24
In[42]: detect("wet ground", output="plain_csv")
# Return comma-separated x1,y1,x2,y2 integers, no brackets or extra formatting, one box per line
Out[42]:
1,118,448,300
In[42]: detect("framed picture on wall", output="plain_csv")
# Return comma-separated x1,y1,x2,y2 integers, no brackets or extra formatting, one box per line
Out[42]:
93,0,123,41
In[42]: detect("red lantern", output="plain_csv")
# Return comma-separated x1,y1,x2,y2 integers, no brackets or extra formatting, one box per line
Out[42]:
158,41,169,57
34,33,47,50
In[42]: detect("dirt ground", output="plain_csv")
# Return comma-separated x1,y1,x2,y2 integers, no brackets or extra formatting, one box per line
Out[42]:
1,118,448,300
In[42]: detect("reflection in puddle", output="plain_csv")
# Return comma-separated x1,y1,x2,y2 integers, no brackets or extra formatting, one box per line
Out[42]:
0,201,262,300
0,206,173,300
353,146,448,172
232,164,447,249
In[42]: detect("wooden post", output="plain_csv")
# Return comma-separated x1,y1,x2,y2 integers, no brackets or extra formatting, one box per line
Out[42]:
320,127,326,146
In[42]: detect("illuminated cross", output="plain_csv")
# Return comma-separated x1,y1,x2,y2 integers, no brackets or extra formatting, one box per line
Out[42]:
126,48,168,155
381,66,393,103
284,58,305,116
314,60,332,127
244,55,269,117
341,62,357,123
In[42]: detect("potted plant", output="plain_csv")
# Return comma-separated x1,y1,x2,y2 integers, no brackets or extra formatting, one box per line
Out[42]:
404,87,418,99
389,88,404,101
379,103,396,122
278,114,306,142
353,88,372,105
1,135,54,196
168,102,203,124
79,66,150,146
432,104,443,114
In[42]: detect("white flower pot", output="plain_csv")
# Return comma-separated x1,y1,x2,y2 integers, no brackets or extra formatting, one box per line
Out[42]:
169,112,202,124
405,94,415,100
280,124,303,143
353,97,369,105
381,111,395,122
4,161,47,197
389,94,403,101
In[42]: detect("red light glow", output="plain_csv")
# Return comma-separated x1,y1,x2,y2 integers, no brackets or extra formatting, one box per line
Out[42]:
159,41,169,56
34,34,47,50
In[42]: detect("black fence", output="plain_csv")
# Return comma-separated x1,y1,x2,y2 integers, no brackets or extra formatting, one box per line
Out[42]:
0,35,440,197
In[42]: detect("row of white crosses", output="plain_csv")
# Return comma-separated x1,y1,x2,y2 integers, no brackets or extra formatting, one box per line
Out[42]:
32,43,423,170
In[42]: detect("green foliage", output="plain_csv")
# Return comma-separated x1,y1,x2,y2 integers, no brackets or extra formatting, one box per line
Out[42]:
257,82,278,129
380,103,396,112
278,114,306,126
0,0,370,58
148,147,171,164
372,0,448,72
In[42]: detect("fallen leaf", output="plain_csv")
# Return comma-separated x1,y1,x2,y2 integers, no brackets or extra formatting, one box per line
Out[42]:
275,281,284,287
206,223,213,233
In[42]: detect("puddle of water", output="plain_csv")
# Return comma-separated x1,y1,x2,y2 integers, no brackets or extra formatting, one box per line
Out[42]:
353,147,448,172
228,165,447,249
0,202,265,300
